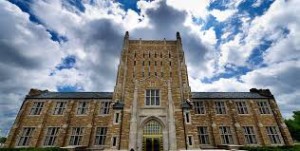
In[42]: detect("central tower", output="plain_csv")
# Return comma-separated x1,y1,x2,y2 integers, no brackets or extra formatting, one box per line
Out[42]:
112,32,191,151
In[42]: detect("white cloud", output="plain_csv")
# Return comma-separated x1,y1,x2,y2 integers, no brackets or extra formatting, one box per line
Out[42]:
210,9,237,22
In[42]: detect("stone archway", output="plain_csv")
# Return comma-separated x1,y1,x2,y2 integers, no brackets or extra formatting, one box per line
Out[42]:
142,120,163,151
137,116,168,151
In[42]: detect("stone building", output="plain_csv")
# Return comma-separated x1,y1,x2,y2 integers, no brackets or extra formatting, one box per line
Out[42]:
5,32,293,150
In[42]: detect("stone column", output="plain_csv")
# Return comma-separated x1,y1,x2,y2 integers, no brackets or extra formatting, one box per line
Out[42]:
269,99,293,145
167,81,177,150
129,81,138,150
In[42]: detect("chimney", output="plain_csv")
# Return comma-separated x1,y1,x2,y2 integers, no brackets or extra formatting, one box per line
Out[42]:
28,89,49,96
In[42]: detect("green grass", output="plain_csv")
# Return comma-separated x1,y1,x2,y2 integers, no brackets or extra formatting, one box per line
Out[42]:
240,145,300,151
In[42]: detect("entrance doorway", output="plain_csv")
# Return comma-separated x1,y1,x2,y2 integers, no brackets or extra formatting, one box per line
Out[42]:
142,120,163,151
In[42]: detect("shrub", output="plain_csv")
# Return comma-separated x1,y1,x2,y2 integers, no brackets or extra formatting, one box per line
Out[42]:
0,147,68,151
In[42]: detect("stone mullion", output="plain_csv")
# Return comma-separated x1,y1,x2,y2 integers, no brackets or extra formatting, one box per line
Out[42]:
88,100,97,147
249,100,267,145
208,101,217,146
268,99,293,145
61,100,75,146
35,100,52,147
228,101,243,145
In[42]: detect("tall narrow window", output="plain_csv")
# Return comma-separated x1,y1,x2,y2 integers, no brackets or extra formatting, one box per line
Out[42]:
160,61,163,66
112,136,117,147
44,127,59,146
243,126,257,144
99,101,110,115
266,126,282,144
77,101,89,115
143,53,145,58
215,101,226,114
169,51,171,58
160,52,162,58
134,60,136,66
17,127,35,146
219,126,234,144
188,136,193,146
184,111,191,124
142,61,145,66
236,101,248,114
95,127,107,145
53,102,67,115
148,52,151,58
198,127,210,144
142,72,145,77
155,52,157,58
148,61,150,66
145,89,160,106
134,52,137,58
114,112,120,124
257,101,271,114
69,127,84,145
155,61,157,66
194,101,205,114
30,102,44,115
169,61,171,66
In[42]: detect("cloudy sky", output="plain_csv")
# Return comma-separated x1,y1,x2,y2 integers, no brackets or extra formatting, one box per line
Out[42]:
0,0,299,136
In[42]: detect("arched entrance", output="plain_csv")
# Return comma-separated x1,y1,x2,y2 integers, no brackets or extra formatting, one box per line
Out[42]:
142,120,163,151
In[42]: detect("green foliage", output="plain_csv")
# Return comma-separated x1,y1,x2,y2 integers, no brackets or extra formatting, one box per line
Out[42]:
0,148,66,151
285,111,300,142
0,137,6,144
240,145,300,151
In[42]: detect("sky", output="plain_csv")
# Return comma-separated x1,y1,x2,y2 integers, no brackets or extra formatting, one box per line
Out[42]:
0,0,299,136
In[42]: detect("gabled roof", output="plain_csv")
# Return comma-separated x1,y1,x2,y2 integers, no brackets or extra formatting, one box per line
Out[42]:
26,92,113,99
191,92,272,99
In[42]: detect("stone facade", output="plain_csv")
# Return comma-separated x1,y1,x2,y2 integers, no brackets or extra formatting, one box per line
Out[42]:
5,32,293,150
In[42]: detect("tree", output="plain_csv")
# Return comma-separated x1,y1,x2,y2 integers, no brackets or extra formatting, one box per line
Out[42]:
285,111,300,142
0,137,6,144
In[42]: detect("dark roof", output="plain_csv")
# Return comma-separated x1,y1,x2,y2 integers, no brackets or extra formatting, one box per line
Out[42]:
191,92,272,99
25,92,271,99
26,92,113,99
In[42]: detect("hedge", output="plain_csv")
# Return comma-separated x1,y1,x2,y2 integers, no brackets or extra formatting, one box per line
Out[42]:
240,145,300,151
0,147,68,151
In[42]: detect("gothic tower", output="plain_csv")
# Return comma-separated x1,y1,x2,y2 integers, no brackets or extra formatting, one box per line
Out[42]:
112,32,191,150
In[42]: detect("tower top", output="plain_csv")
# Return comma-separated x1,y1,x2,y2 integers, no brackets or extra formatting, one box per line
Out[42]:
176,32,181,40
125,31,129,39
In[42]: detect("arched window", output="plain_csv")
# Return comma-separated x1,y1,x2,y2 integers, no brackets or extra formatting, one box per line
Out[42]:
143,120,162,135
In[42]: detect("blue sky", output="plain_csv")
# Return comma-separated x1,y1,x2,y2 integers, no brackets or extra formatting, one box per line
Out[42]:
0,0,299,137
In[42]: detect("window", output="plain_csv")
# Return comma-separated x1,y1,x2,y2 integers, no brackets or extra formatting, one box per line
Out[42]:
44,127,59,146
148,52,150,58
155,72,157,76
236,101,248,114
145,89,160,106
169,61,171,66
17,127,35,146
69,127,84,145
160,61,162,66
99,101,110,115
187,136,193,146
134,52,136,58
243,126,257,144
142,61,145,66
77,101,89,115
170,72,172,77
95,127,107,145
114,112,120,124
155,61,157,66
29,102,44,115
143,53,145,58
134,60,136,66
169,52,171,58
148,61,150,66
155,52,157,58
160,52,162,58
142,72,145,77
112,136,118,147
53,102,67,115
219,126,234,144
184,111,191,124
257,101,271,114
194,101,205,114
215,101,226,114
266,126,282,144
198,127,210,144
